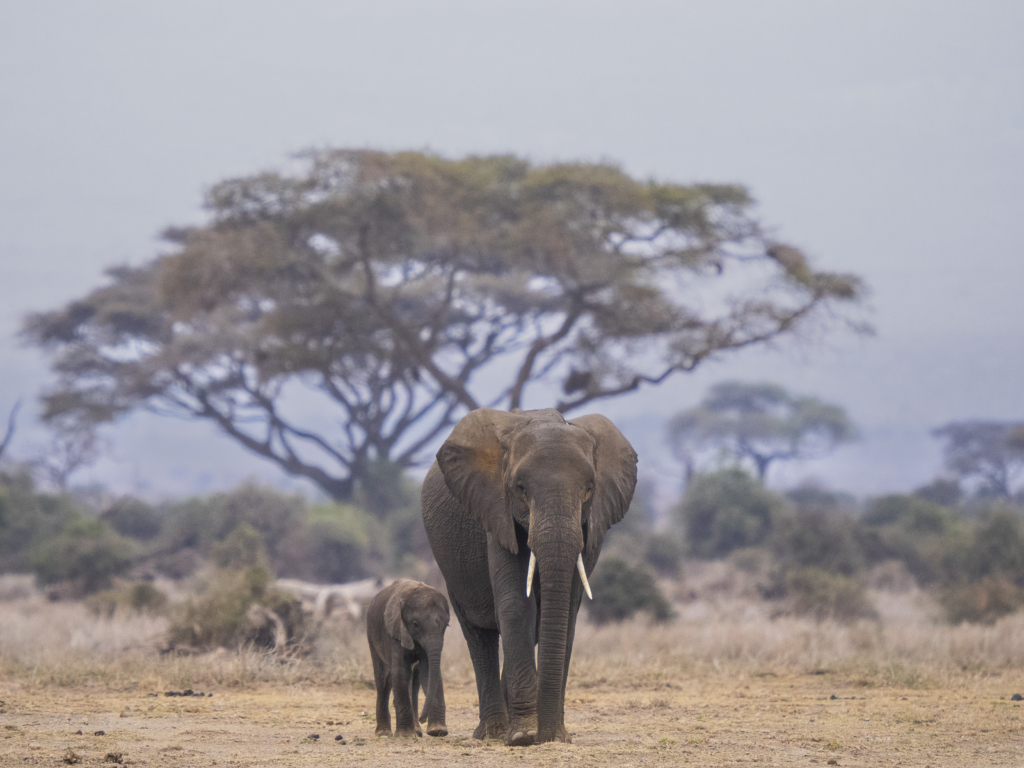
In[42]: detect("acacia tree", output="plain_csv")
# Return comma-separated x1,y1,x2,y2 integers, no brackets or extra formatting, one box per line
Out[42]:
933,421,1024,498
667,381,856,482
24,150,864,502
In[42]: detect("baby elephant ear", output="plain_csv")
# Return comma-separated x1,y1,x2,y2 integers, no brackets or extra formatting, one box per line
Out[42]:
570,414,638,558
384,588,415,650
436,408,520,554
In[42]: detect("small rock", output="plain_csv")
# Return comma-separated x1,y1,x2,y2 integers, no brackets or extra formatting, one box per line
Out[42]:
309,733,320,740
182,689,194,697
827,760,839,766
1011,693,1022,701
165,691,178,697
326,720,333,726
104,752,124,764
74,730,82,735
62,748,81,764
94,730,106,736
335,735,344,742
829,694,838,700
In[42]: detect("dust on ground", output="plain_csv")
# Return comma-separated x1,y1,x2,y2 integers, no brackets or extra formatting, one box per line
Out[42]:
2,671,1023,767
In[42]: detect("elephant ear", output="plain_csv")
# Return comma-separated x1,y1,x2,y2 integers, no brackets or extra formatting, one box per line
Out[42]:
384,583,415,651
435,408,521,554
570,414,638,558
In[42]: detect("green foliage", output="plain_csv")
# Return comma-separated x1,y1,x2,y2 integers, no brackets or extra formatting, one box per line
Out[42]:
86,581,168,617
770,488,865,577
100,497,162,540
212,523,269,569
159,483,304,558
0,469,80,572
678,469,782,558
940,575,1024,624
166,565,273,649
30,518,134,595
276,503,381,582
781,567,876,623
24,149,863,501
587,557,673,625
645,533,686,577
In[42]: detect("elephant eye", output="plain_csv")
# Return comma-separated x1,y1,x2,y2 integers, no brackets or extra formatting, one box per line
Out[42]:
516,481,527,495
411,621,420,631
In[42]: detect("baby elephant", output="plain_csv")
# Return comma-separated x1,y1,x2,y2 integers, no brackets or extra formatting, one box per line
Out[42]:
366,579,450,738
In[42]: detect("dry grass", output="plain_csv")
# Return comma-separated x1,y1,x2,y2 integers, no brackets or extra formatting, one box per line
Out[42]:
4,582,1024,692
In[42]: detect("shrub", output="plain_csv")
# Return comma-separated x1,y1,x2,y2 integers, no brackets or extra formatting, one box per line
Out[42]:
86,581,168,617
0,469,80,572
275,502,380,582
212,523,268,570
677,469,783,558
865,494,951,534
166,565,273,649
586,557,673,625
100,497,162,540
30,518,134,596
645,533,686,577
781,567,876,623
770,506,866,576
940,576,1024,624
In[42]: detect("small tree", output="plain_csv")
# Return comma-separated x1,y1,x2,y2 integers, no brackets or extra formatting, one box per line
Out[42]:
932,420,1024,498
668,381,856,482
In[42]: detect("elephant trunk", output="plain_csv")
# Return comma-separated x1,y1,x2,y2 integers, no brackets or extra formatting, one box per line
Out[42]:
531,518,582,743
419,641,443,723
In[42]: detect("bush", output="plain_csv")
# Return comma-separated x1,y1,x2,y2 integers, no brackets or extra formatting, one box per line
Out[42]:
781,567,876,623
30,518,134,596
213,523,268,570
0,469,80,572
100,497,162,540
770,507,866,576
86,581,168,617
677,469,783,559
275,502,380,582
940,576,1024,624
645,533,685,577
167,565,273,649
586,557,673,624
865,494,951,534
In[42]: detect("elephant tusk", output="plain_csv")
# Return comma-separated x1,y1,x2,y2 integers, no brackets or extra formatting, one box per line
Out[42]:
526,551,536,597
577,553,593,600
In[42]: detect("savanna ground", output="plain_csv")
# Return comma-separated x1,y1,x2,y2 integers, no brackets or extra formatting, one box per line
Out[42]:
3,567,1024,767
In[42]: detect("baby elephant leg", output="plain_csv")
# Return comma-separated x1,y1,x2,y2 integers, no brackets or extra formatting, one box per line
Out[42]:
390,655,420,738
370,649,392,737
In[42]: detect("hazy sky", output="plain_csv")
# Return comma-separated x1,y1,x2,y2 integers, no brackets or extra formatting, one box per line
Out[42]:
1,1,1022,499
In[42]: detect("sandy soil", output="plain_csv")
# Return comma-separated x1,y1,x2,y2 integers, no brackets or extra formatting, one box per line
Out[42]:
3,672,1024,767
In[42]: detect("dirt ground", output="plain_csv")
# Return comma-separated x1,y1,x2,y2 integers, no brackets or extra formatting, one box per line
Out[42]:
3,672,1024,767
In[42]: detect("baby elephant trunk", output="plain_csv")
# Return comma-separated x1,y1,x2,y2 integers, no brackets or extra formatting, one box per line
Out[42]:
419,642,443,723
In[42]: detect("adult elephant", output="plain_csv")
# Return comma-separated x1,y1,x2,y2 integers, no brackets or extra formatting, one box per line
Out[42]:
422,407,637,745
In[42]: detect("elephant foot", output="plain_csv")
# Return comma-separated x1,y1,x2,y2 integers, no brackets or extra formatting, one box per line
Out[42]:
426,722,448,737
394,727,421,738
375,728,392,738
472,714,508,740
506,729,537,747
536,724,571,744
505,714,539,747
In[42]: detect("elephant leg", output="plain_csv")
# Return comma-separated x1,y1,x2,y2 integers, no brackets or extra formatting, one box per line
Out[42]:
424,670,448,737
370,648,392,737
450,596,506,739
410,662,423,737
490,538,539,747
390,654,419,738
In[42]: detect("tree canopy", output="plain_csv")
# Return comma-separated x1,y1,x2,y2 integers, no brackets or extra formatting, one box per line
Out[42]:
667,381,857,481
24,150,864,500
